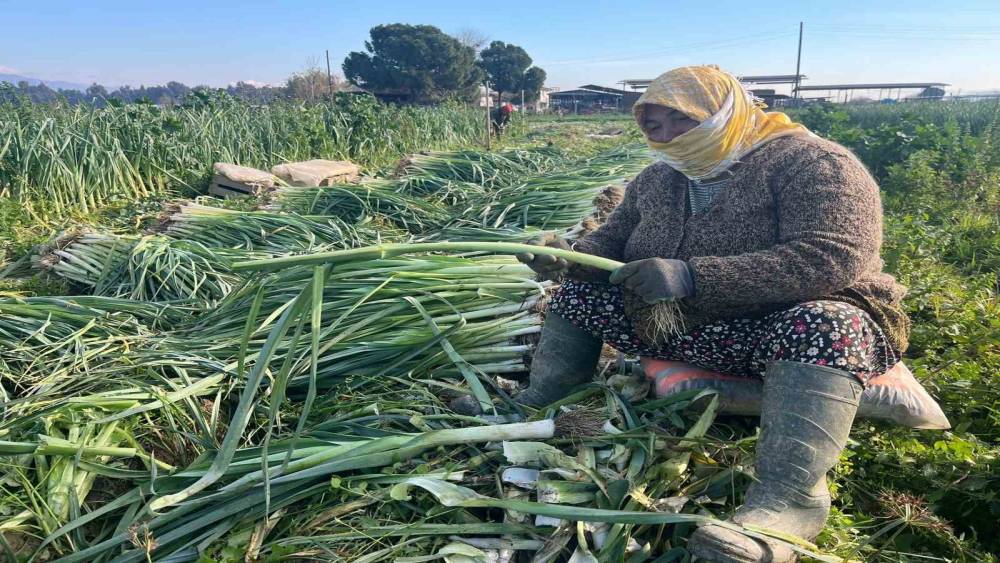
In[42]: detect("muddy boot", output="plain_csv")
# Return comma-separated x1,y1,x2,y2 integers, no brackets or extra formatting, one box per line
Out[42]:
687,361,862,562
449,313,602,415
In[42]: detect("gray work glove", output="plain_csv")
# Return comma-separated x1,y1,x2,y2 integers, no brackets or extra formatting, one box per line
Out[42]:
609,258,694,304
516,236,571,281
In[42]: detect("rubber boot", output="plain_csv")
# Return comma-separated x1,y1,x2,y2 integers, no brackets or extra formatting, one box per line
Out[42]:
687,361,862,562
449,313,602,415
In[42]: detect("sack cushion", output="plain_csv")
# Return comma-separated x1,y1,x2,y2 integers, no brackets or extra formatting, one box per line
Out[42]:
642,358,951,430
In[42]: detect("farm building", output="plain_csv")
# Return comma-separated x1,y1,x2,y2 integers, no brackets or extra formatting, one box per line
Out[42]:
623,74,805,108
477,85,552,113
549,84,630,113
531,87,553,113
619,76,949,106
748,89,793,107
794,82,950,103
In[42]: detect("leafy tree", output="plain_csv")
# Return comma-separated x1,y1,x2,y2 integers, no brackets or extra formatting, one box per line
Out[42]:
343,24,482,103
165,81,191,101
478,41,546,104
85,83,108,100
1,63,338,107
227,81,285,104
29,82,58,104
521,66,547,102
286,67,344,103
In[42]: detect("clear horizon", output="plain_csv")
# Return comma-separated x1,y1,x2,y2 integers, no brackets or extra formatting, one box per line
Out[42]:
2,0,999,95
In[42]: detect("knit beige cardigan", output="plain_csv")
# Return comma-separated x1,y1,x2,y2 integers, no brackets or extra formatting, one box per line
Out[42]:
569,133,910,352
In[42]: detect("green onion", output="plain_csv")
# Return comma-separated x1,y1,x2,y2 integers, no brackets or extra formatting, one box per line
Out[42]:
35,232,253,304
158,203,387,251
232,241,624,273
395,478,841,563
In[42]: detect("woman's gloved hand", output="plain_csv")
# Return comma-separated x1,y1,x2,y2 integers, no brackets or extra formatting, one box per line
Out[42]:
609,258,694,304
515,236,571,280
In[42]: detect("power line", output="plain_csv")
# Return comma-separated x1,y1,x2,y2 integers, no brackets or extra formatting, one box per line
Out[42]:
543,23,1000,68
540,30,795,66
809,23,1000,32
808,23,1000,40
809,31,1000,41
548,32,795,66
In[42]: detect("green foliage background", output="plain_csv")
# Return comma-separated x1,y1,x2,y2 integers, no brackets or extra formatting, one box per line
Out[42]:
790,101,1000,560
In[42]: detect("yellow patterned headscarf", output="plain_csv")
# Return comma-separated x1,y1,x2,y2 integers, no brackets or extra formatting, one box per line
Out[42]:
634,65,809,180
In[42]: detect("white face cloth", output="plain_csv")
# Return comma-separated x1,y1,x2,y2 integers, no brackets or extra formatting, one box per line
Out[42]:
637,65,811,181
654,92,742,180
652,90,813,181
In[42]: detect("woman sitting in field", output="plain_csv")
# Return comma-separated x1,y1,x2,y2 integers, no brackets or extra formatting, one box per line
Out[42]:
455,65,909,562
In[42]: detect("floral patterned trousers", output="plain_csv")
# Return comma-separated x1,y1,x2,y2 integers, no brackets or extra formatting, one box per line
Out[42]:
548,281,899,385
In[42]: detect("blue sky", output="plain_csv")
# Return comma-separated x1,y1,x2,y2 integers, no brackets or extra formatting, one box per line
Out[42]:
2,0,998,94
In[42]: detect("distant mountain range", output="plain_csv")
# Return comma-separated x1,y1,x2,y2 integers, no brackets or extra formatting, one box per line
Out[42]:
0,73,88,91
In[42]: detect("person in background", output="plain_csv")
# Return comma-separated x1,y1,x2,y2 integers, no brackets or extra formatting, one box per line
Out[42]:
493,102,515,135
455,65,908,562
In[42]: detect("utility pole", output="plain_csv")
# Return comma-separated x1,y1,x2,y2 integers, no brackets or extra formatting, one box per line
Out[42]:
521,89,524,110
793,22,803,100
325,50,334,98
484,81,492,151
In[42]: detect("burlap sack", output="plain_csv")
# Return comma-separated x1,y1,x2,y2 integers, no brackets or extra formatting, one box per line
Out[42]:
643,359,951,430
212,163,278,190
270,160,360,186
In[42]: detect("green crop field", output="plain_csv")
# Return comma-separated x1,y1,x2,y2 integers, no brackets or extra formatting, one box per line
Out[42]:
0,95,998,562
